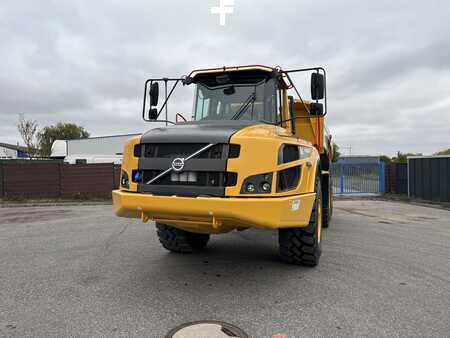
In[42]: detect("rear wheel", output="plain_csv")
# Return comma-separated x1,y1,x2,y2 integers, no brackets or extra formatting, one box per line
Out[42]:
278,175,323,266
156,223,210,253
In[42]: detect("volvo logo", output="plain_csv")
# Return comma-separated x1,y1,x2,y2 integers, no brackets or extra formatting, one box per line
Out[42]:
171,158,185,172
146,143,215,185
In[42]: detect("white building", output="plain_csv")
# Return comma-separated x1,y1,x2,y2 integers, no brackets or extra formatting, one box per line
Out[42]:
51,134,140,164
0,143,29,159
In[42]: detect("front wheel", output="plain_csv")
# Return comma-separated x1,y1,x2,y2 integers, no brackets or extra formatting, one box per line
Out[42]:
278,175,323,266
156,223,210,253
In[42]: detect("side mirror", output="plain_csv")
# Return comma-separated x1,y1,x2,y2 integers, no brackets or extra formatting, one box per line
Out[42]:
149,82,159,106
311,73,325,100
309,102,324,116
148,108,158,120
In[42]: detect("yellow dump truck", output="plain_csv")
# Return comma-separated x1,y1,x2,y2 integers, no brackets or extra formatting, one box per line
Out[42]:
113,65,333,266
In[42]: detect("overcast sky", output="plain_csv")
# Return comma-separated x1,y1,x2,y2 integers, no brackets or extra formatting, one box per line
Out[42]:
1,0,449,156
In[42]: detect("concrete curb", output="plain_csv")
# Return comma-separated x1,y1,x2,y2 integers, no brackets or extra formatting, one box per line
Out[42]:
335,194,450,211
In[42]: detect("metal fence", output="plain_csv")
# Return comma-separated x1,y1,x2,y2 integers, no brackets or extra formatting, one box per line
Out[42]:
408,156,450,202
0,162,121,199
332,161,385,194
385,163,408,194
395,163,408,194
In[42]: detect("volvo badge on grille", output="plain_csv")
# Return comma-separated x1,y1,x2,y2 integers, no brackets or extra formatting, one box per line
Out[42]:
146,143,215,185
171,158,185,172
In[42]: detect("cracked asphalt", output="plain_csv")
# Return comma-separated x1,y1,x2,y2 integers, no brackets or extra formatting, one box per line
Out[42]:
0,199,449,337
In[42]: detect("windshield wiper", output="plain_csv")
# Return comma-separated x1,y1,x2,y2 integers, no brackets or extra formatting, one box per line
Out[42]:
231,93,256,120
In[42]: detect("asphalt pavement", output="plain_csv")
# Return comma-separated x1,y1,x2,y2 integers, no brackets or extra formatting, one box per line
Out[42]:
0,199,449,337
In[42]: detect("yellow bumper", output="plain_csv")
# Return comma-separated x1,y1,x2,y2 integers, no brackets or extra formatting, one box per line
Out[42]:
112,190,316,234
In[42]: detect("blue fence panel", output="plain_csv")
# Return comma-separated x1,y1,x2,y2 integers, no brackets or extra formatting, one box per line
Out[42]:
379,161,385,193
332,161,385,195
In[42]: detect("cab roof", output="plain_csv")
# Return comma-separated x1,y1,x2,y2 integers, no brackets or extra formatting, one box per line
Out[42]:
187,65,290,88
188,65,275,78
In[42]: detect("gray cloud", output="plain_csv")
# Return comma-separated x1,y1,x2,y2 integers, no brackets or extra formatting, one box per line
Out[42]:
1,0,449,156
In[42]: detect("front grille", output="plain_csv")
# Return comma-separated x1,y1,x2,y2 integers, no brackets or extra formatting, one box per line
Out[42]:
144,143,225,159
142,170,237,187
277,165,301,192
136,143,235,197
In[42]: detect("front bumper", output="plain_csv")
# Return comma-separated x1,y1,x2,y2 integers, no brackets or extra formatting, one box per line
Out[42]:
112,190,316,234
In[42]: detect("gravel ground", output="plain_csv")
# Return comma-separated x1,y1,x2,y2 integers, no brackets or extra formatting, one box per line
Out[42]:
0,199,449,337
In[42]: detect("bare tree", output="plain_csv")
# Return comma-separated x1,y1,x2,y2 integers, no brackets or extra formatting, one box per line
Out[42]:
17,114,39,158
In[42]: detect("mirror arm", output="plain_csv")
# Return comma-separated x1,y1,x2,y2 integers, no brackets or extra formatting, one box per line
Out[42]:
283,72,312,116
281,67,327,116
142,79,150,121
276,114,322,127
176,113,187,123
164,79,168,126
142,77,186,122
156,79,180,120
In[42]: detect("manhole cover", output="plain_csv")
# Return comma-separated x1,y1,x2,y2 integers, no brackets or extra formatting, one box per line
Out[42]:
166,320,249,338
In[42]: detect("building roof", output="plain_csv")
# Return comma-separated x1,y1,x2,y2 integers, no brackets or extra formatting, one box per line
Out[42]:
62,133,141,142
0,142,28,152
408,155,450,159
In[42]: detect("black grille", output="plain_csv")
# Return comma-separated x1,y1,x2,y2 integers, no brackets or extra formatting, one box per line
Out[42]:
137,143,235,197
278,144,299,164
277,166,301,192
228,144,241,158
142,170,237,187
144,143,225,159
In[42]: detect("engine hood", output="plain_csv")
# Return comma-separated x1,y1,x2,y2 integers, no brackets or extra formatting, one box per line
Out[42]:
140,120,261,144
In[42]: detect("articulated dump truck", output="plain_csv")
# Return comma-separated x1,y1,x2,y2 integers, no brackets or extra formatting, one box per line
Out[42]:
113,65,333,266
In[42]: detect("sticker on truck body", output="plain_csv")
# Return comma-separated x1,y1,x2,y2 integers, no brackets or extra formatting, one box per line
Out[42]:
291,199,300,211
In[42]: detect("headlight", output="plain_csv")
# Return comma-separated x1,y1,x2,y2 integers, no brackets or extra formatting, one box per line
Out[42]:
120,170,129,189
245,183,256,193
241,173,273,194
261,181,271,192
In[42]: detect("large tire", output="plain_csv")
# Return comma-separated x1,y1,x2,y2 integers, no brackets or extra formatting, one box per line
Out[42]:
156,223,210,253
278,175,323,266
322,175,333,228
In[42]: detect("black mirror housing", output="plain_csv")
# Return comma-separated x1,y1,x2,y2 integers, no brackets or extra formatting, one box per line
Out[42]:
311,73,325,100
149,82,159,106
309,102,324,116
223,86,235,95
148,108,158,120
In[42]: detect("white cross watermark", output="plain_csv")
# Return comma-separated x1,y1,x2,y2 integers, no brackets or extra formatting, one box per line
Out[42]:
211,0,234,26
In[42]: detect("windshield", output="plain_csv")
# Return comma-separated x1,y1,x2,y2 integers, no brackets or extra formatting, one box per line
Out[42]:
193,78,278,123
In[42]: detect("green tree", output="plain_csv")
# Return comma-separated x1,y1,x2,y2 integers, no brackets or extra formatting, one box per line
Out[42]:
38,123,90,157
436,148,450,155
380,155,392,163
332,143,341,162
392,151,422,163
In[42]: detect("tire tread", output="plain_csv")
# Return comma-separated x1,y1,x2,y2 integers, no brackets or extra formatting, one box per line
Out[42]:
278,176,322,266
156,223,210,253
